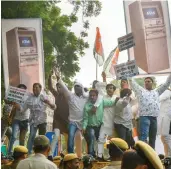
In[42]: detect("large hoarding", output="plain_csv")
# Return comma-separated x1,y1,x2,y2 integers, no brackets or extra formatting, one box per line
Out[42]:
2,19,45,92
123,0,171,75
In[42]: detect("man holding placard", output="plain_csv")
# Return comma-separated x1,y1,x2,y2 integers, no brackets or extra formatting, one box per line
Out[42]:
129,73,171,149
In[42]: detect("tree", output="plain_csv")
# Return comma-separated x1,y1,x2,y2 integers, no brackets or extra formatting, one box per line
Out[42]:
1,1,102,99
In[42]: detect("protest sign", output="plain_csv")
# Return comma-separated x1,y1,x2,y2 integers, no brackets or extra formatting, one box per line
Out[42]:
118,33,135,52
5,86,27,104
114,60,139,80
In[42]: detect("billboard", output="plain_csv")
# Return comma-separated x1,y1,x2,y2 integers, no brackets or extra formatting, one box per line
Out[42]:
2,19,45,92
123,0,171,75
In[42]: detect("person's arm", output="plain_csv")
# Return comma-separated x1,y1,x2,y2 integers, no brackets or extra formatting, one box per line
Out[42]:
157,74,171,96
43,99,56,110
55,72,71,100
82,104,90,132
48,71,58,96
129,78,144,96
103,97,116,107
115,96,131,109
159,90,171,102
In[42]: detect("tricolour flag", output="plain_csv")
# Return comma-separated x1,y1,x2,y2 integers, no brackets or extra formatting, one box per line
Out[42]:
93,27,105,66
103,46,120,77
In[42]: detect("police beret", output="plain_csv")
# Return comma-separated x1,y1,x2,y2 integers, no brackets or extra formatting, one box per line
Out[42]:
34,135,50,147
14,146,28,153
63,154,79,162
135,141,163,169
109,138,129,150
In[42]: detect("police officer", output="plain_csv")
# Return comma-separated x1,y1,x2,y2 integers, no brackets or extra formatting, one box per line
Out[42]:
2,146,28,169
63,154,80,169
121,141,163,169
102,138,129,169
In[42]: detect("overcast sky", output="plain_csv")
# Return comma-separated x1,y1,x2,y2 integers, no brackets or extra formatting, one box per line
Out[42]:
58,0,171,87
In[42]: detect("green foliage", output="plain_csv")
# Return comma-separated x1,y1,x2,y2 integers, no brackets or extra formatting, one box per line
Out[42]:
1,1,102,93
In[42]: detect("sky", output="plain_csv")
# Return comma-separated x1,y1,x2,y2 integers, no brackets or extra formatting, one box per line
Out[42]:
58,0,171,87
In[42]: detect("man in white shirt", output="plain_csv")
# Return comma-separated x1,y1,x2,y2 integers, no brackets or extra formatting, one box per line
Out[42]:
17,135,58,169
129,74,171,149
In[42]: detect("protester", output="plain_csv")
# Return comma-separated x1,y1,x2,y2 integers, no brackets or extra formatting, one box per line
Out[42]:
97,83,117,160
129,74,171,149
2,146,28,169
8,84,30,155
56,72,101,154
82,89,116,157
102,138,128,169
48,71,69,156
63,153,80,169
82,154,95,169
17,83,56,154
16,135,58,169
114,88,135,147
158,88,171,157
121,141,163,169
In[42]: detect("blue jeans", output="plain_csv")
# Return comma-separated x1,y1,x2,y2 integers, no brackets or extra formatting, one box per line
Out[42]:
8,119,28,154
139,116,157,149
85,126,101,156
27,123,47,154
68,122,79,153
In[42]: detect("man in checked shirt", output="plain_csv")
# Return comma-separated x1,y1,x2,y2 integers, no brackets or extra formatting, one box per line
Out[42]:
17,83,56,154
129,73,171,149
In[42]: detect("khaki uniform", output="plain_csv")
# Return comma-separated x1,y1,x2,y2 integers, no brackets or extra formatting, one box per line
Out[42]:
101,161,121,169
2,161,20,169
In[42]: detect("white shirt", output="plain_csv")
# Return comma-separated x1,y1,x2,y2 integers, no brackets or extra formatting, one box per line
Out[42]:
103,94,117,128
21,93,56,126
16,153,58,169
129,74,171,117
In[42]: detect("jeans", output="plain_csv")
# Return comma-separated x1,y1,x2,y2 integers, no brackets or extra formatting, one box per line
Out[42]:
114,123,135,148
85,126,101,156
8,119,28,154
27,123,47,154
139,116,157,149
68,122,79,153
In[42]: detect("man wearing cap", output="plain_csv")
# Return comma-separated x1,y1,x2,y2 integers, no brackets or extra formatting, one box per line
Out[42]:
63,153,80,169
2,146,28,169
101,138,128,169
121,141,164,169
129,74,171,149
55,72,101,154
16,135,58,169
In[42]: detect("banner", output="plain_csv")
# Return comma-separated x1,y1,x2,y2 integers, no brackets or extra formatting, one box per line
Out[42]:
93,27,105,66
2,19,45,92
114,60,139,80
5,86,28,104
123,0,171,75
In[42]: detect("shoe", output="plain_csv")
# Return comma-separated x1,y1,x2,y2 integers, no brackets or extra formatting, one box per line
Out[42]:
95,157,105,162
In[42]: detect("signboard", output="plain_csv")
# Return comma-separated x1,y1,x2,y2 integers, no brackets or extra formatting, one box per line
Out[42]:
2,19,45,92
118,33,135,51
5,86,28,104
114,60,139,80
123,0,171,74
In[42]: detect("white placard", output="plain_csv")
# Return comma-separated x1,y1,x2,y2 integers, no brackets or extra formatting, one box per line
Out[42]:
5,86,27,104
114,60,139,80
118,33,135,52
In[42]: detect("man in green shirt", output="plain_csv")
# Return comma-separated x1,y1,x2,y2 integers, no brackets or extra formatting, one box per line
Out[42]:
82,89,115,157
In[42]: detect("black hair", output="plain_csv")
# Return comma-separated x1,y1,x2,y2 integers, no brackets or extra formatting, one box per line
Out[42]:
89,89,98,96
92,80,99,89
33,145,49,153
17,84,27,90
121,150,155,169
106,84,116,91
33,83,42,89
120,88,132,98
13,151,26,160
144,77,154,83
108,143,124,159
84,88,89,92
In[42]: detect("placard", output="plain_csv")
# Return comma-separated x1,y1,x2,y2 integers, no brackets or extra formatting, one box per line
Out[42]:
118,33,135,52
114,60,139,80
5,86,27,104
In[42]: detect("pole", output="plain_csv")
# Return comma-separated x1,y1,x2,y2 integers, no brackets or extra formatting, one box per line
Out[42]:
96,54,98,80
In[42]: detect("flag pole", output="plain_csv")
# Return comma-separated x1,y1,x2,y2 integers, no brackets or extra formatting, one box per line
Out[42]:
96,56,98,80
